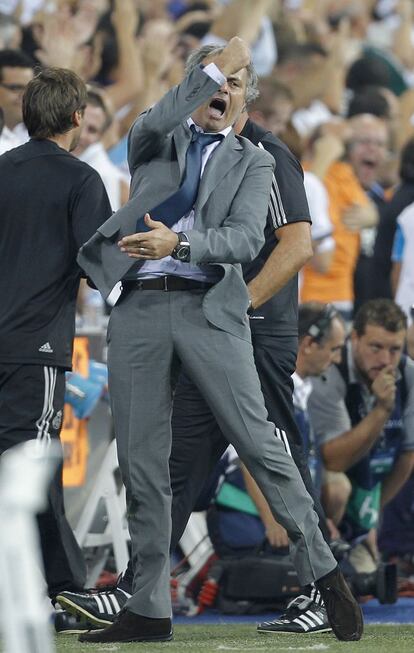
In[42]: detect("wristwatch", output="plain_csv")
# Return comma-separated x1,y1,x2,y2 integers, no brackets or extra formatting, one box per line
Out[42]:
171,232,190,262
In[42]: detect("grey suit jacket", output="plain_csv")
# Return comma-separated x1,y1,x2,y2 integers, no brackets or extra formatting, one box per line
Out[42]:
78,65,274,341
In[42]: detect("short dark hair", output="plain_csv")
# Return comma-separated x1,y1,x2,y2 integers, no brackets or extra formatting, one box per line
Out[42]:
298,302,342,344
185,44,259,106
22,67,87,139
346,56,391,92
0,48,34,81
347,86,391,120
353,299,407,336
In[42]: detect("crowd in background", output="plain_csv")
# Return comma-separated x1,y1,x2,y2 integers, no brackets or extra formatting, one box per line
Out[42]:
1,0,414,608
2,0,414,320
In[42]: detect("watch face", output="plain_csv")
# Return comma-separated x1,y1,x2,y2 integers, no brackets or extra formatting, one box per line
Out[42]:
176,245,190,261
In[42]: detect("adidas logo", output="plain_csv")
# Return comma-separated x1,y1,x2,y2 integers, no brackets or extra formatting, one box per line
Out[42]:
38,342,54,353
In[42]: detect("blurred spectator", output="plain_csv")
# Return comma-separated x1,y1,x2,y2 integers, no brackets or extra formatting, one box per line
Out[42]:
72,87,129,212
345,113,389,313
301,119,375,319
373,137,414,300
249,77,294,137
309,299,414,573
275,43,334,138
0,48,34,154
391,201,414,321
346,84,400,155
0,11,21,49
302,170,336,276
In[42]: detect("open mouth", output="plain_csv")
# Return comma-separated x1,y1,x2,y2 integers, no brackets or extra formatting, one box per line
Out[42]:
361,158,376,169
208,97,226,119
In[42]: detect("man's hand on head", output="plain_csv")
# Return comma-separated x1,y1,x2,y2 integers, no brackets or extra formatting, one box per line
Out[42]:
118,214,179,260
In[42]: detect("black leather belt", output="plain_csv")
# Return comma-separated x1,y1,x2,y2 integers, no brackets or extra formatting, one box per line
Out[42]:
122,276,214,292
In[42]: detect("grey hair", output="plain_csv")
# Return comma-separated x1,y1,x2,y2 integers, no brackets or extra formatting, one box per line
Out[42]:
185,44,259,107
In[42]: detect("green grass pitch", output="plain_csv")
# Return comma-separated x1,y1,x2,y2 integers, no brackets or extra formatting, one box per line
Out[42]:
52,624,414,652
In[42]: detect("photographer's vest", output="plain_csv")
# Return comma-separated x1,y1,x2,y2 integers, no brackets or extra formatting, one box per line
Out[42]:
336,348,407,535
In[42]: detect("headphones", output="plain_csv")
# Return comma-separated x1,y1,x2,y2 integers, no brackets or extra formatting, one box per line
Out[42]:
306,304,339,342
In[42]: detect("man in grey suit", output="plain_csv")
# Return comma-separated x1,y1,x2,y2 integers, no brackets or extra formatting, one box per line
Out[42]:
77,38,363,644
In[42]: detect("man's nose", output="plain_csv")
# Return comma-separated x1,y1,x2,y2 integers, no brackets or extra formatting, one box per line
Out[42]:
378,349,391,366
218,82,229,93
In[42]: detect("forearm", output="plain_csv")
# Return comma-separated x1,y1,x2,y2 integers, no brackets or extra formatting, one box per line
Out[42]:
393,2,414,69
211,0,273,44
108,8,144,110
323,406,392,472
380,453,414,507
322,60,346,114
247,222,312,309
241,464,277,529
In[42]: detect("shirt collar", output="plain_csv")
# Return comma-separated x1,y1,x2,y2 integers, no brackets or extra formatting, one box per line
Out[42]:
187,117,232,138
292,371,313,411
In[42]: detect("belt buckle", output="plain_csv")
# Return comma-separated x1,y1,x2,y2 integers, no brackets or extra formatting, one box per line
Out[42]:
163,276,168,292
137,280,144,290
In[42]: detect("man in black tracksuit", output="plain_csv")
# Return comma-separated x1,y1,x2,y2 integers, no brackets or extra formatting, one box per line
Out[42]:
0,67,112,600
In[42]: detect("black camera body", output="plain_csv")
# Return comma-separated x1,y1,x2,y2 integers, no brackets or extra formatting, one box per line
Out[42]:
346,562,398,605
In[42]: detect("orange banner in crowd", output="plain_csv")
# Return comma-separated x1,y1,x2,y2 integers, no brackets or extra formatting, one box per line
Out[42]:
61,337,89,487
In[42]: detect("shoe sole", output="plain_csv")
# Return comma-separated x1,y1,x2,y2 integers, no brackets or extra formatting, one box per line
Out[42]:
56,628,102,635
56,596,113,627
330,603,364,641
257,628,332,635
79,632,173,643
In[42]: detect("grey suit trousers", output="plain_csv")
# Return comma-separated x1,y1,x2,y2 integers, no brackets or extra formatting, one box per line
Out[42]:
107,288,337,618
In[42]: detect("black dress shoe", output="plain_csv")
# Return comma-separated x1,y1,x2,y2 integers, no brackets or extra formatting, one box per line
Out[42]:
78,608,173,643
315,566,363,641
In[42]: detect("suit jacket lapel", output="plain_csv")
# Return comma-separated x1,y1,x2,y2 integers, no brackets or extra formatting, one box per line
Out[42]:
195,131,243,214
173,124,192,179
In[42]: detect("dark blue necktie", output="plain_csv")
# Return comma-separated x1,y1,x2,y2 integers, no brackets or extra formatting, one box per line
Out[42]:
135,125,223,232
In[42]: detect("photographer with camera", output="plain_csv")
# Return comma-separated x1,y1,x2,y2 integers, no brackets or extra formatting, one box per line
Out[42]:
309,299,414,592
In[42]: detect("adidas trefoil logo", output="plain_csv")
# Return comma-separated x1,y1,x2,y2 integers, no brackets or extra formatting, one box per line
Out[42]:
38,342,54,353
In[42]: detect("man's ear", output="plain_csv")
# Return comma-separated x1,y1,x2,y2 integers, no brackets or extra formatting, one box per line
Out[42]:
302,334,314,354
72,109,82,128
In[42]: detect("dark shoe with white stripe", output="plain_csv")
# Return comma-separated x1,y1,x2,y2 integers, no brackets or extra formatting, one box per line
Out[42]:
316,566,364,641
54,610,101,634
78,608,173,643
257,595,332,634
56,587,130,626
